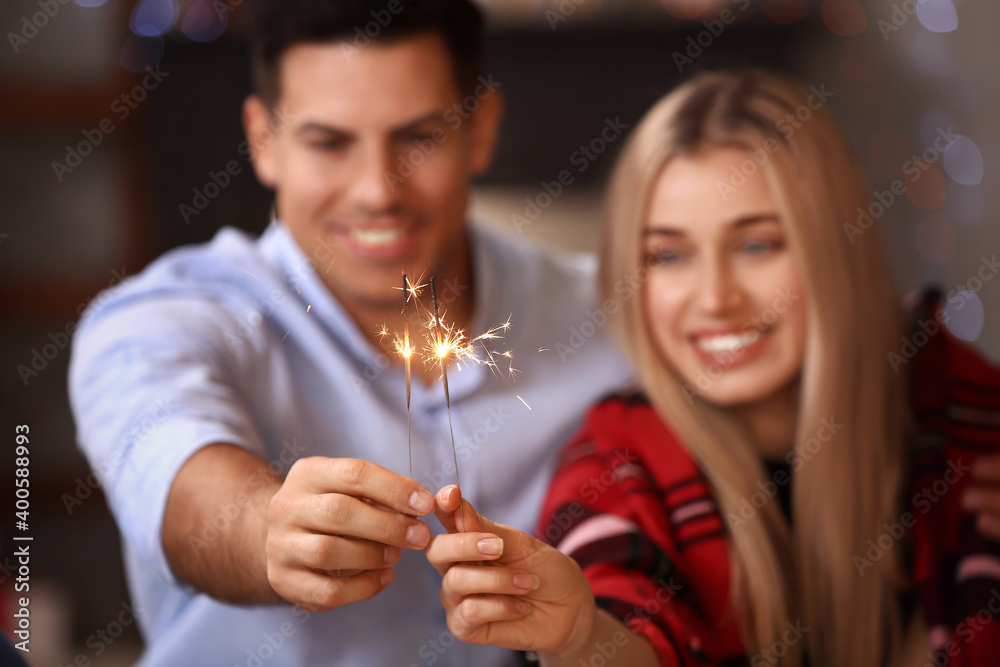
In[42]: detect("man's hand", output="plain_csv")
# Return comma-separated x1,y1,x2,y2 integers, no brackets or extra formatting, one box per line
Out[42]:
265,456,435,611
962,455,1000,542
162,445,434,611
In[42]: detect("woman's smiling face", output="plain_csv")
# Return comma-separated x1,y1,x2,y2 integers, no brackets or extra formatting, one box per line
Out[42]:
642,146,807,407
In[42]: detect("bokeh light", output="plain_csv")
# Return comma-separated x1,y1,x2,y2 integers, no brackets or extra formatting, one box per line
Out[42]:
181,0,228,42
943,135,984,186
120,34,165,73
914,213,956,264
943,290,985,342
916,0,958,34
821,0,867,36
908,30,954,77
904,162,946,210
130,0,178,38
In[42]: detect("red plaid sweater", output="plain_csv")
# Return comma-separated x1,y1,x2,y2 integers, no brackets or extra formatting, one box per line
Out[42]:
536,298,1000,666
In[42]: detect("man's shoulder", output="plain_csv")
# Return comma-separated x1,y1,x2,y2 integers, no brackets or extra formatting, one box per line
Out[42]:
79,226,279,331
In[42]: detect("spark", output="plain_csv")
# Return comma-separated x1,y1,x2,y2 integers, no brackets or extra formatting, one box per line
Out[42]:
517,395,532,411
538,347,548,352
238,268,265,284
432,277,463,528
281,330,290,342
306,305,312,313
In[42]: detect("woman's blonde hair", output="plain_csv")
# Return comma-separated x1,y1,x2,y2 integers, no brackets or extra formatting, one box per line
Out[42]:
601,70,913,666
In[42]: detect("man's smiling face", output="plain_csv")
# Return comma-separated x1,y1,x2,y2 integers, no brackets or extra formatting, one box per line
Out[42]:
245,32,500,313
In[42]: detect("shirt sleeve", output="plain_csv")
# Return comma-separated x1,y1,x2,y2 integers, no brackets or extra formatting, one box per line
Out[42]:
69,296,267,587
536,401,725,667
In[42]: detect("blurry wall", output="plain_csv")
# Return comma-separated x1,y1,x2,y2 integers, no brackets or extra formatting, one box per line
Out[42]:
0,0,996,664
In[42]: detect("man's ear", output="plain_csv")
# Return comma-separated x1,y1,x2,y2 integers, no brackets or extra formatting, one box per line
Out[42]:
242,95,280,188
467,87,504,178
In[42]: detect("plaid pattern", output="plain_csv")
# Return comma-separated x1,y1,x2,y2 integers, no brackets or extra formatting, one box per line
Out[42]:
535,291,1000,666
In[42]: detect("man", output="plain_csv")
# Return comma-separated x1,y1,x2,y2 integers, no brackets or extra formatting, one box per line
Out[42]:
69,1,631,665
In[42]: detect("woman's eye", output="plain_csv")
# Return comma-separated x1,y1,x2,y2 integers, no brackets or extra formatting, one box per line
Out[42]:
741,239,783,255
648,249,687,265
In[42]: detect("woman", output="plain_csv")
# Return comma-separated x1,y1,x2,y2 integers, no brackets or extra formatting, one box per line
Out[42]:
425,70,1000,666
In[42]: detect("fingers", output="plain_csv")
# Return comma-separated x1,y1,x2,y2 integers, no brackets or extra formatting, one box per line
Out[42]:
283,533,402,574
425,532,504,574
442,564,540,606
449,594,532,640
288,492,431,549
434,484,493,533
293,457,435,517
270,566,394,613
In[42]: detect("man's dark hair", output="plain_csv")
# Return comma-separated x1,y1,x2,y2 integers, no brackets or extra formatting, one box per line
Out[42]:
246,0,485,107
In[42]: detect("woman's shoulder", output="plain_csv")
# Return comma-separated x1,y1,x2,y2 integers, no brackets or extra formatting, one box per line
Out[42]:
553,386,701,488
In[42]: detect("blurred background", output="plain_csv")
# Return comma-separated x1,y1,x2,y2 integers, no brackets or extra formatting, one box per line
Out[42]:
0,0,996,664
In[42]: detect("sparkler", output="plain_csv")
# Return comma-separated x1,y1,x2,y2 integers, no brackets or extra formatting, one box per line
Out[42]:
402,274,413,479
430,277,464,527
382,275,525,530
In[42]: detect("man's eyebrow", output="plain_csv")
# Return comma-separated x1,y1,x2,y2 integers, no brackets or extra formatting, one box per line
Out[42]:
293,112,449,139
643,214,780,237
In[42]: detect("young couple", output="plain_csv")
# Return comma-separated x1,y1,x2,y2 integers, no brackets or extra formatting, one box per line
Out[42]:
69,1,1000,665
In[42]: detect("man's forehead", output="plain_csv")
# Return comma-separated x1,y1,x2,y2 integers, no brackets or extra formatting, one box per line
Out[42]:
276,34,460,109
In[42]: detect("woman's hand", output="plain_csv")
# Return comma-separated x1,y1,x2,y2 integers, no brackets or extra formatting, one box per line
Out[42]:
424,485,597,660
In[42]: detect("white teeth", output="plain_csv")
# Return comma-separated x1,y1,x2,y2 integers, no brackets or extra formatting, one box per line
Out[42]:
697,330,763,353
350,228,404,246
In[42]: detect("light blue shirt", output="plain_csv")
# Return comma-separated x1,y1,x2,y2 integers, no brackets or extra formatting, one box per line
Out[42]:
69,221,632,667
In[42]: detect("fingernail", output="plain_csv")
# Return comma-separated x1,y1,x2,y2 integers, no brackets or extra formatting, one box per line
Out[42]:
384,545,401,564
477,537,503,556
380,568,394,586
406,523,429,547
514,599,531,615
513,574,540,591
410,490,434,515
